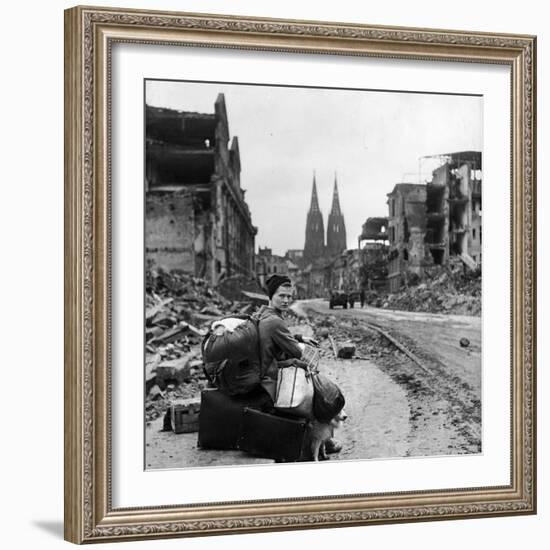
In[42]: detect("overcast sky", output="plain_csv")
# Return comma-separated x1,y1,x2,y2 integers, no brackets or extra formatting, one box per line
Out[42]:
146,80,482,256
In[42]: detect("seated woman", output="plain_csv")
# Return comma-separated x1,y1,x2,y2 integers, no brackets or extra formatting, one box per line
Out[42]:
257,274,342,454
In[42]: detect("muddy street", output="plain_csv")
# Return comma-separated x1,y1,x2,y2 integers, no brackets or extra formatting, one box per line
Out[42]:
301,299,482,456
302,299,481,392
146,299,481,469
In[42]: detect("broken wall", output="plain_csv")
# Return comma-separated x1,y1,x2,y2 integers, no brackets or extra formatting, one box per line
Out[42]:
426,165,450,265
408,228,428,273
403,199,428,273
457,163,482,265
469,197,482,264
449,164,470,256
146,191,196,273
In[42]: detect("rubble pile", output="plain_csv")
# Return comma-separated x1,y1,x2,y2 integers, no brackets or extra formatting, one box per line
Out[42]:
216,273,264,302
310,315,396,362
369,262,482,316
145,269,257,423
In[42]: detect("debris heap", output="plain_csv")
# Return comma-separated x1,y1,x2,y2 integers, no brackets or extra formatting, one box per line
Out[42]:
145,269,248,423
310,314,397,362
367,261,481,316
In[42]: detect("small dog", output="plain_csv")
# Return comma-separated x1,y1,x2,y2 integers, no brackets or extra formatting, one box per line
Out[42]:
309,408,348,461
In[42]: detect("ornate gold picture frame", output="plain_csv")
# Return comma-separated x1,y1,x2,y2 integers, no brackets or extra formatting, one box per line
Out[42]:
64,5,536,544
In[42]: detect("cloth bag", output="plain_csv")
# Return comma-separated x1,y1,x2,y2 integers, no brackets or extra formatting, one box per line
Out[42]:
311,372,345,423
201,316,262,396
274,362,314,418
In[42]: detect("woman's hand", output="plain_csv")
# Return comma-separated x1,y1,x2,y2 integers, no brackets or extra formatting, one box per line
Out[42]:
302,336,320,347
277,358,309,370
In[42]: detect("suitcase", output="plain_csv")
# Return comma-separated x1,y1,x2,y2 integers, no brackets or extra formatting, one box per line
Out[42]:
238,408,309,462
197,388,270,450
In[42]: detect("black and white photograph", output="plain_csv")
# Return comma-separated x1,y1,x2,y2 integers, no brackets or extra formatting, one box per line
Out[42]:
144,79,483,470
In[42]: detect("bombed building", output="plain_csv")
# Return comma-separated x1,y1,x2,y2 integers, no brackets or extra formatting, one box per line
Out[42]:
255,247,300,288
300,258,332,298
145,94,257,285
381,151,482,293
425,151,482,266
327,249,362,294
285,249,305,269
358,217,390,291
386,184,429,292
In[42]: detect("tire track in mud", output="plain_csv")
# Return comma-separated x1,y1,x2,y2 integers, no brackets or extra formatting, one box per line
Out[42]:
380,326,481,442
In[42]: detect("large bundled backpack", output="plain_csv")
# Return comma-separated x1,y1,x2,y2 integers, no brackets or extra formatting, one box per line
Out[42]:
201,315,262,396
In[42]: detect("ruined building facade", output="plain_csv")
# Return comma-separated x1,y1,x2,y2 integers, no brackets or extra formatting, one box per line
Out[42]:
382,151,482,293
255,247,299,288
145,94,257,285
386,183,428,292
426,151,482,266
358,217,390,291
285,249,305,269
327,249,362,294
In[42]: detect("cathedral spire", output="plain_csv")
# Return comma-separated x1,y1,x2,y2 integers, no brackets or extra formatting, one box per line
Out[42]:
309,172,320,213
330,173,342,215
304,171,325,263
326,172,347,257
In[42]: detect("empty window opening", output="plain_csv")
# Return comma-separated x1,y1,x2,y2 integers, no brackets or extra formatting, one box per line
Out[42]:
431,249,444,265
426,186,446,213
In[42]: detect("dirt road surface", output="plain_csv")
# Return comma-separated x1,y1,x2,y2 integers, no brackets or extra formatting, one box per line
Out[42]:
301,299,482,456
146,300,481,469
304,300,481,391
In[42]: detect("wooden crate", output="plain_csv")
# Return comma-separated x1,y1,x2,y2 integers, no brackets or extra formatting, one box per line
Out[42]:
170,399,200,434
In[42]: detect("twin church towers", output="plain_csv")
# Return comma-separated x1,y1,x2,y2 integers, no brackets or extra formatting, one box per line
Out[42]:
303,173,347,264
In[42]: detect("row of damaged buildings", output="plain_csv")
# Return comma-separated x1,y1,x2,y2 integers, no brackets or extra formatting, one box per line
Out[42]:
287,150,482,299
360,150,482,293
144,95,482,301
253,246,363,300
